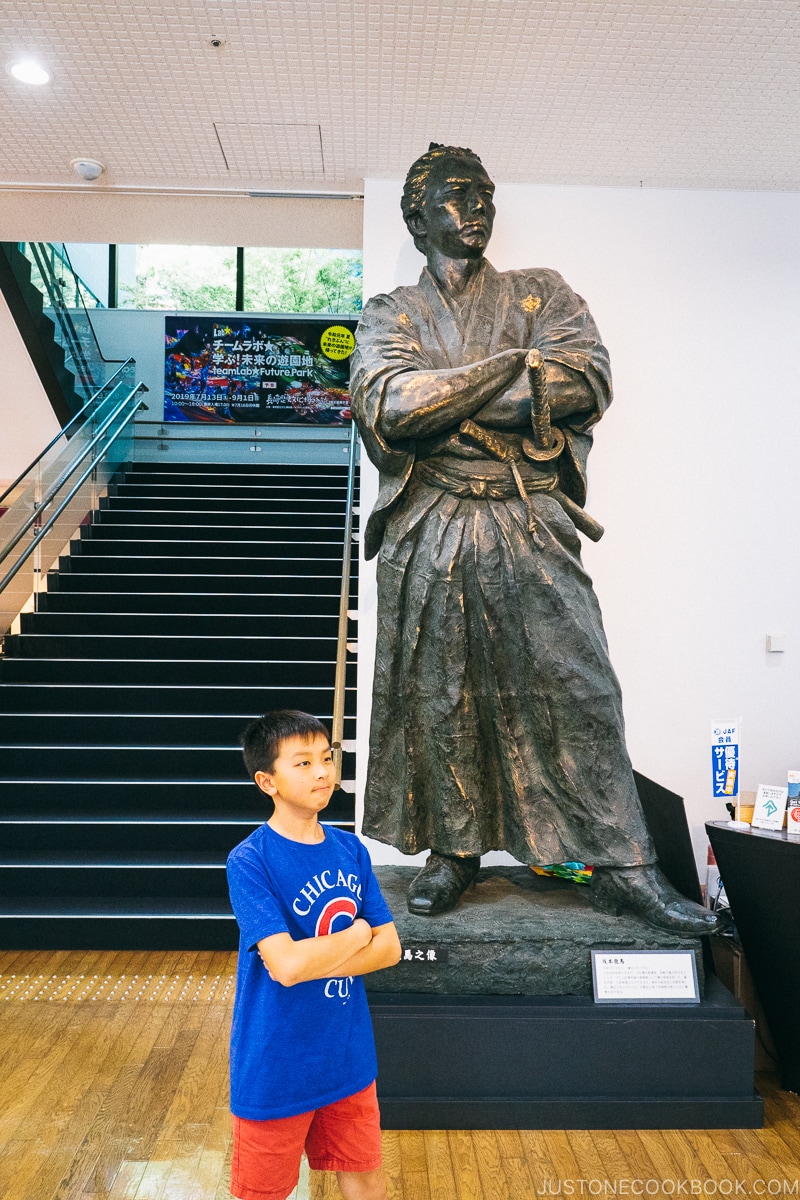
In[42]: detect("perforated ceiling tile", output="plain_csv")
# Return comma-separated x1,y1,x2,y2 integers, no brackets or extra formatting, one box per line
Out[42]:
214,122,325,180
0,0,799,192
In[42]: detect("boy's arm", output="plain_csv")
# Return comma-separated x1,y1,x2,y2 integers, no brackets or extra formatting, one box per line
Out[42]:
327,921,402,979
257,920,402,987
257,918,373,987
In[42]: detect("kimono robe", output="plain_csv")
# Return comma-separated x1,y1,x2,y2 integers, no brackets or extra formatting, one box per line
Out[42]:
351,260,654,867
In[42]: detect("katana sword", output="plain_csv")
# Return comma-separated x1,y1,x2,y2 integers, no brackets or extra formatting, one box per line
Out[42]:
458,418,545,548
522,349,605,542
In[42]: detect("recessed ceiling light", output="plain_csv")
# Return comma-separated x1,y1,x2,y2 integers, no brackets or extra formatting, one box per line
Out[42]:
10,59,50,86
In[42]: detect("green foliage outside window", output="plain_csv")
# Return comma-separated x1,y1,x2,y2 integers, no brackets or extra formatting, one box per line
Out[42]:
119,245,362,313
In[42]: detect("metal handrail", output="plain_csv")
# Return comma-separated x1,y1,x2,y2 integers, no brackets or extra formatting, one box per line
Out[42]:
331,419,358,787
0,358,136,508
0,383,148,573
0,384,146,595
29,242,98,392
55,242,117,361
41,242,104,308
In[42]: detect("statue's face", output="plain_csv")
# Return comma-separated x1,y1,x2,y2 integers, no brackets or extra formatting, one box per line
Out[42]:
417,157,496,260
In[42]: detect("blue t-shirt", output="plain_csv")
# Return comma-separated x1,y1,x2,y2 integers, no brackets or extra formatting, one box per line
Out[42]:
227,822,394,1120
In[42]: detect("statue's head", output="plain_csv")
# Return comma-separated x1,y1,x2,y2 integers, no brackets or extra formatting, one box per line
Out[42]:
401,143,495,260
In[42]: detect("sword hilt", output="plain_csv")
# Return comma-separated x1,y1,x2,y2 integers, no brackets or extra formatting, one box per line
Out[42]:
525,349,563,462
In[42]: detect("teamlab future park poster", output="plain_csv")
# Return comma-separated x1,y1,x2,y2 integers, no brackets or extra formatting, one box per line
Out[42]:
163,315,358,424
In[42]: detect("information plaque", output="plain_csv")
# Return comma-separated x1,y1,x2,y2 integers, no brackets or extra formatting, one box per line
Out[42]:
591,949,700,1005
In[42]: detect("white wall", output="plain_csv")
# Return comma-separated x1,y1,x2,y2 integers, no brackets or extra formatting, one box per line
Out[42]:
0,191,362,250
358,178,800,870
0,187,362,490
90,309,166,413
0,291,59,486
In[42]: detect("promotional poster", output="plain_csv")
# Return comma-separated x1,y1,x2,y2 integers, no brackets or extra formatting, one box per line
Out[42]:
164,315,358,424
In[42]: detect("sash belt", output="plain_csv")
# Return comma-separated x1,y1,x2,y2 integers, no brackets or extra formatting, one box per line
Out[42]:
415,460,559,501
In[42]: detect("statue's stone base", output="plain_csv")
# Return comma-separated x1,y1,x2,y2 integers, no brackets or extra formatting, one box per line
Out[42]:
368,866,704,996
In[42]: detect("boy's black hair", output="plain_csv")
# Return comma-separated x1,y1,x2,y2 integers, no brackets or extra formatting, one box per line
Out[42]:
240,709,330,778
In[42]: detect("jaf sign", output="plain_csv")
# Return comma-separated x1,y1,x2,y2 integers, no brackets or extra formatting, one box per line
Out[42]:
711,721,739,798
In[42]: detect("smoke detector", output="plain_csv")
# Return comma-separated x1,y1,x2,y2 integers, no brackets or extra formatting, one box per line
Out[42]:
71,158,105,182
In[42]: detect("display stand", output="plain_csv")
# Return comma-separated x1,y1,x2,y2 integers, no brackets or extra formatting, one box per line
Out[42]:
369,977,762,1129
707,820,800,1094
366,866,761,1129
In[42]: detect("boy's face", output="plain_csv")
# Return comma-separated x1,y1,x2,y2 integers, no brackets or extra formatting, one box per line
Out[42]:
254,733,336,818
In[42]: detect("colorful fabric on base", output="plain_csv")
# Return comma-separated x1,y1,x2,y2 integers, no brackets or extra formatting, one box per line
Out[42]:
531,862,594,885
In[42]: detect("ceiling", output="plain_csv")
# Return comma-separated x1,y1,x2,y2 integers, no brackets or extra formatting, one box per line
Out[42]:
2,0,799,196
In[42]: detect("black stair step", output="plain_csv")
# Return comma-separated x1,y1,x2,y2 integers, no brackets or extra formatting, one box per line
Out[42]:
128,460,350,477
0,821,260,854
0,855,231,898
111,482,346,502
72,537,347,559
0,745,355,780
122,469,350,488
0,899,238,950
20,612,342,637
85,517,352,537
0,895,235,916
0,658,353,686
100,495,348,514
0,781,356,820
94,509,352,529
37,591,346,615
0,713,355,744
49,572,354,595
60,554,348,576
0,684,356,715
5,633,340,661
0,745,243,780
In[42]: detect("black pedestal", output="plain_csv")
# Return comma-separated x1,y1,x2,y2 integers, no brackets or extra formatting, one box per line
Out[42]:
707,820,800,1094
369,976,762,1129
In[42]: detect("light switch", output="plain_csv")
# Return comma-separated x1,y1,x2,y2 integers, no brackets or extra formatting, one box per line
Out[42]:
766,634,785,653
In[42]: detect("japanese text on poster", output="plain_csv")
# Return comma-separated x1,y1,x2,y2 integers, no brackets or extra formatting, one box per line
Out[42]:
751,783,788,831
711,720,739,798
164,315,358,424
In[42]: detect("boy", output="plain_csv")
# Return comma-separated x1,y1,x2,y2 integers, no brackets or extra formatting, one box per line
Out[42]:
227,709,402,1200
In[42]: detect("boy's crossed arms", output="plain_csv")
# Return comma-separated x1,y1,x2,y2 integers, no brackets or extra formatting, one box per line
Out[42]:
257,918,401,988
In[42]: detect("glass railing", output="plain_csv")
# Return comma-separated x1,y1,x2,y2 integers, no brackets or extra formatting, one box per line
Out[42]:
17,241,121,403
0,362,147,635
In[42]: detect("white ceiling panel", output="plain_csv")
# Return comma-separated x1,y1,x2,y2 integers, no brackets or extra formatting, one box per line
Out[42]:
214,122,325,180
0,0,798,193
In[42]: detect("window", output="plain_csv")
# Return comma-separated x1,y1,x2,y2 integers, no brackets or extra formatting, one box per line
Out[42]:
243,248,362,314
118,245,237,310
117,245,362,313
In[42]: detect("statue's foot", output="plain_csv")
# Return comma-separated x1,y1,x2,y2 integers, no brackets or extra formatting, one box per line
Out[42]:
407,852,480,916
590,864,722,935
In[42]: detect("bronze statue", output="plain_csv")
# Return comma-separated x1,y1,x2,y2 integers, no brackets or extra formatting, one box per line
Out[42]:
352,143,717,934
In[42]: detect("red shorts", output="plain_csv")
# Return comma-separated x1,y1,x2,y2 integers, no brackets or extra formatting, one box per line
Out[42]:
230,1081,382,1200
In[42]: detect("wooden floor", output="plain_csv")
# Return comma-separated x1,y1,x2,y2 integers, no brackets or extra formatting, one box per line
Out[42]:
1,951,799,1200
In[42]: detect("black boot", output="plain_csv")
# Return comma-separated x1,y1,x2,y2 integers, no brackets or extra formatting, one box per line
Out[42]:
407,852,480,916
590,863,722,935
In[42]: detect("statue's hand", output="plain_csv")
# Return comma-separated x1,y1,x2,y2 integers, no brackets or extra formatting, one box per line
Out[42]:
474,369,531,426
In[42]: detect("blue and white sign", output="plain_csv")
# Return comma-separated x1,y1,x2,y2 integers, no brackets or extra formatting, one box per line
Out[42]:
711,720,739,798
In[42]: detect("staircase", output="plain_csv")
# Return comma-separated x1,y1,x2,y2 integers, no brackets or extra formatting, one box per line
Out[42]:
0,459,358,949
0,242,104,423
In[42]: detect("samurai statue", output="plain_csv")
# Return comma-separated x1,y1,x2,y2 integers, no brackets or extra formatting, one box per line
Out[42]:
352,142,718,934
